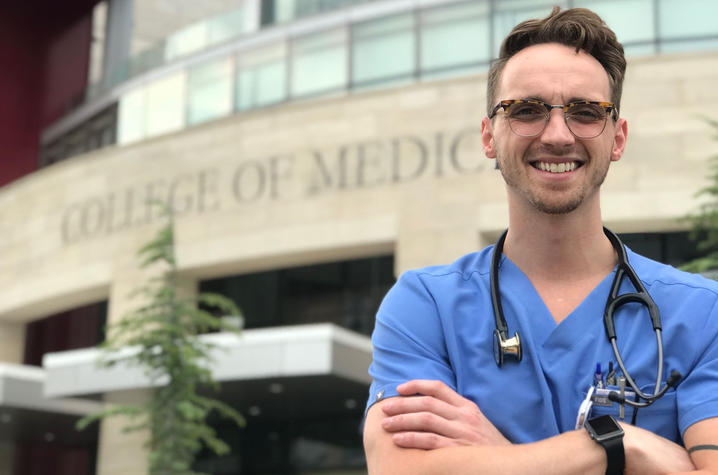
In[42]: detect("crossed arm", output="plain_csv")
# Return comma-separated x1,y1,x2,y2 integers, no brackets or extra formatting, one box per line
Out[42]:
363,380,718,475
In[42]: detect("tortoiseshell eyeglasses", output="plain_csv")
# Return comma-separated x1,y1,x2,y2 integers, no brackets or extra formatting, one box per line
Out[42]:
489,99,618,139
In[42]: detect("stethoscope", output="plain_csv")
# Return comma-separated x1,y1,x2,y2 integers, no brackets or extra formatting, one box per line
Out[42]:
490,227,681,409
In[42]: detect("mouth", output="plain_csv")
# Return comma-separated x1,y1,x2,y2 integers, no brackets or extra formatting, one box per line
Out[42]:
531,161,582,174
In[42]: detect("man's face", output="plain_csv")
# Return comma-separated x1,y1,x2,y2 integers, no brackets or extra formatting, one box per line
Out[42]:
481,43,627,215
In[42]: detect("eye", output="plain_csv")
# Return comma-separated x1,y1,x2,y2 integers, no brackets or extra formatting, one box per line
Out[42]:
506,103,545,121
567,104,606,123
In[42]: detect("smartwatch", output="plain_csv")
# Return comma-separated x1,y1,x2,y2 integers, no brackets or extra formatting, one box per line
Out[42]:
585,414,625,475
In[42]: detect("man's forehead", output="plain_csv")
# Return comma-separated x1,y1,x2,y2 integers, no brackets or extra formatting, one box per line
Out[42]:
497,43,611,101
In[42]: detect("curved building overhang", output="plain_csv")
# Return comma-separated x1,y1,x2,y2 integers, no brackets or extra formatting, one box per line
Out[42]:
0,363,101,415
43,323,372,399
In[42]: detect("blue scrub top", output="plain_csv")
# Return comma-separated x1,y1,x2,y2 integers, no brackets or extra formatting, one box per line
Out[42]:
366,246,718,443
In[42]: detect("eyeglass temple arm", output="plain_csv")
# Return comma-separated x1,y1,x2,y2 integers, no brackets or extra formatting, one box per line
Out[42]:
488,103,504,119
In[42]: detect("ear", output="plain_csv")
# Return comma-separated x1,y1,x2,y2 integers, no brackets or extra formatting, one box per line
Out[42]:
481,116,497,159
610,117,628,162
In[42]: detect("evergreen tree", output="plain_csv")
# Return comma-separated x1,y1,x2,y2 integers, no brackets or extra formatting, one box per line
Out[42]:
78,203,244,475
682,118,718,275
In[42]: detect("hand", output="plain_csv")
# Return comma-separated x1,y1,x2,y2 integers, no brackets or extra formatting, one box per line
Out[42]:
380,379,511,450
621,423,695,475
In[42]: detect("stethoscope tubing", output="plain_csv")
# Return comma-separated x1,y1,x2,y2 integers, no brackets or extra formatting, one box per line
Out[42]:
491,230,510,339
491,227,678,409
603,228,672,407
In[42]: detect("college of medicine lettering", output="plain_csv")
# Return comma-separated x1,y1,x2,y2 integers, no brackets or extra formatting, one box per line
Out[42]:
61,127,485,244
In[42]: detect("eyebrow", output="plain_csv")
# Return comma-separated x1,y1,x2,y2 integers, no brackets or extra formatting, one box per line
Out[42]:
518,96,600,104
567,97,594,103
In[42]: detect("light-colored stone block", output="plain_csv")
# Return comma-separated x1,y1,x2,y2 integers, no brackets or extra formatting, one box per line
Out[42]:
96,389,151,475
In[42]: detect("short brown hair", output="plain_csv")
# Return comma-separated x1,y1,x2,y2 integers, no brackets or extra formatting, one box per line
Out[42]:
486,7,626,116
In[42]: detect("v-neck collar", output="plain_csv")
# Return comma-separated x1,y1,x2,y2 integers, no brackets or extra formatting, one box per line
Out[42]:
497,254,617,352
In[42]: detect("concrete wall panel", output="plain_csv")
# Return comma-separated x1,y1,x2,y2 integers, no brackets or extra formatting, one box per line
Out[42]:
2,51,718,323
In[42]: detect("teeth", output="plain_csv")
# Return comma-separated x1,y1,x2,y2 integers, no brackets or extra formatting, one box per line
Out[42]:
536,162,577,173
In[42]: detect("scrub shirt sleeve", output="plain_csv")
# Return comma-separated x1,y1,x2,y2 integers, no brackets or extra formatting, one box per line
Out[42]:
677,294,718,437
365,270,455,414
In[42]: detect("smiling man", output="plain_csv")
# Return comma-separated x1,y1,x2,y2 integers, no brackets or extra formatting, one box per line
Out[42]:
363,7,718,475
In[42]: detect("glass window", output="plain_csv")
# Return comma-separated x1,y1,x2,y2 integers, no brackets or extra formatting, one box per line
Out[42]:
187,58,233,125
145,71,187,137
660,37,718,54
296,0,363,18
620,232,700,267
128,41,165,79
64,130,87,159
420,2,491,73
352,13,415,86
236,43,287,111
263,0,370,25
492,1,562,57
117,87,146,145
576,0,655,46
199,255,394,336
658,0,718,39
275,0,296,23
295,0,320,17
291,28,348,97
196,400,367,473
208,8,246,45
23,302,107,366
165,21,208,61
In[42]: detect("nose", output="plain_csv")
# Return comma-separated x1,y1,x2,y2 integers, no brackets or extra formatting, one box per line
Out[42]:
540,109,575,146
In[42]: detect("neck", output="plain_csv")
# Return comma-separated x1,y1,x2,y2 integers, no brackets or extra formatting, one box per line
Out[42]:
503,205,616,284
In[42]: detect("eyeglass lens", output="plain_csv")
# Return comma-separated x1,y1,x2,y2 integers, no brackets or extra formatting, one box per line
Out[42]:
504,102,608,138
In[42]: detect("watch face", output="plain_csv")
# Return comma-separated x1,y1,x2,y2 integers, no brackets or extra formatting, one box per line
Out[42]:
588,415,622,437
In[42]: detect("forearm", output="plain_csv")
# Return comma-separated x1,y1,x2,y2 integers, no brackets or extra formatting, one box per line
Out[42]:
671,418,718,475
364,402,606,475
366,431,607,475
366,429,607,475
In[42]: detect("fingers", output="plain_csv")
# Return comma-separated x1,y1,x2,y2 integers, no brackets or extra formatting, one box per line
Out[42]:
381,394,455,419
382,407,465,440
377,380,511,449
383,411,474,449
396,380,468,407
391,431,455,450
380,394,488,445
381,380,482,432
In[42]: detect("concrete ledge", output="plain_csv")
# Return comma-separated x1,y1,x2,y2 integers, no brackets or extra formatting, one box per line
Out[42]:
43,323,372,398
0,363,102,415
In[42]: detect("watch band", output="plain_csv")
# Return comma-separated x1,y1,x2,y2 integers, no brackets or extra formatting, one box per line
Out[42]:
600,434,625,475
585,415,625,475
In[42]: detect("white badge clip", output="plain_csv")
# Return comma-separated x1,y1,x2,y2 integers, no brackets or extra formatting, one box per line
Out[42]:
574,385,595,430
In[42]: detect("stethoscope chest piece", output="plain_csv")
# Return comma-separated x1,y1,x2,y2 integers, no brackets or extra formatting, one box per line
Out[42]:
490,230,523,367
493,329,522,366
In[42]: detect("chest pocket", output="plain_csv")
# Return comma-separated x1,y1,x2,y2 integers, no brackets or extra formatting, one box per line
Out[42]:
590,384,679,441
